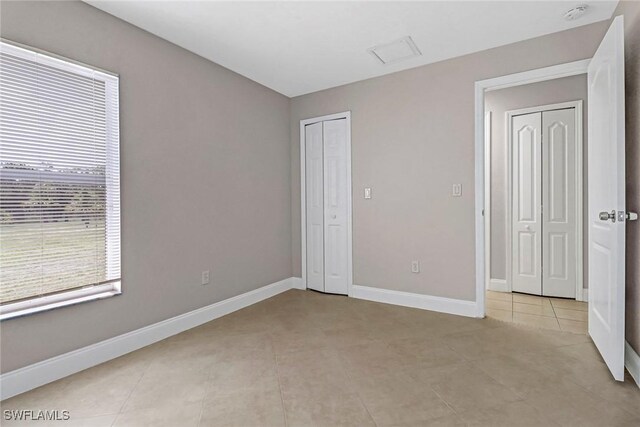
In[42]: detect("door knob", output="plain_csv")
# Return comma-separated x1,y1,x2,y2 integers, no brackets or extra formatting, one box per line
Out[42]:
331,214,336,219
627,212,638,221
599,210,616,223
525,225,531,230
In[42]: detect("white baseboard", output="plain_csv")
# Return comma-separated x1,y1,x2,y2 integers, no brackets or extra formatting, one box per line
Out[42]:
487,278,508,293
290,277,304,290
625,341,640,389
351,284,479,318
579,288,589,303
0,277,299,401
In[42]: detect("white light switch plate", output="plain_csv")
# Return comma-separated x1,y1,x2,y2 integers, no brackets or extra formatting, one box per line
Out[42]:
452,184,462,197
201,270,210,285
364,187,372,199
411,261,420,273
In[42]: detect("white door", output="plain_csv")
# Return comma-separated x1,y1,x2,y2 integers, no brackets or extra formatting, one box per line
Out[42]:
323,119,349,294
542,108,577,298
588,16,626,381
305,122,325,292
512,112,543,295
304,118,350,295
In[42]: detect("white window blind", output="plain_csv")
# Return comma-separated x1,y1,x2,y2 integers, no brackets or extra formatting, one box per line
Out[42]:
0,41,120,319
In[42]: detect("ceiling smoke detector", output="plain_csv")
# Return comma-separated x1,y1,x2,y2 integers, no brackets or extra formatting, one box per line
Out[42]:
368,36,422,65
564,4,589,21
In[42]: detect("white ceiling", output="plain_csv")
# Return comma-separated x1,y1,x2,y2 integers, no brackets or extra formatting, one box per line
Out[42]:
87,1,618,97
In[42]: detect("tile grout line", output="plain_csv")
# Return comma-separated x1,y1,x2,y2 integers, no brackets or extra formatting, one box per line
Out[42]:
195,362,216,427
271,337,290,427
335,351,379,427
109,361,149,426
427,384,459,417
547,298,563,331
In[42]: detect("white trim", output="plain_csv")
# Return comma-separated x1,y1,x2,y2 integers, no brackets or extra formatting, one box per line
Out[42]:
0,282,121,321
0,38,119,78
581,288,588,302
488,278,509,293
300,111,353,296
0,277,300,400
290,277,305,290
351,285,479,318
505,101,584,301
482,59,591,93
475,59,590,317
484,111,493,295
625,341,640,389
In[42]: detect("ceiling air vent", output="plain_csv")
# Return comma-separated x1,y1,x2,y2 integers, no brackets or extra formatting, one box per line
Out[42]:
368,36,422,65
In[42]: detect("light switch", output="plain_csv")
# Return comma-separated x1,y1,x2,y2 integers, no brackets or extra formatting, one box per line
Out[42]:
411,261,420,273
364,187,372,199
452,184,462,197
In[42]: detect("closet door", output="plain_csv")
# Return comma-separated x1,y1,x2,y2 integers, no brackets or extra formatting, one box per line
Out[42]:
305,122,324,292
512,112,543,295
323,119,349,294
542,108,577,298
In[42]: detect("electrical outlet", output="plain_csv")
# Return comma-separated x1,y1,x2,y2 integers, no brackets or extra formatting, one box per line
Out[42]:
452,184,462,197
201,270,210,285
364,187,372,199
411,261,420,273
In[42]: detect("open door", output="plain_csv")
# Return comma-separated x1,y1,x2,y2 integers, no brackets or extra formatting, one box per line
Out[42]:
587,16,626,381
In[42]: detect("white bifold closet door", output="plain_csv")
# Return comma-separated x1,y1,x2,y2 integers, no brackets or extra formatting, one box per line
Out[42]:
542,109,577,298
512,108,577,298
305,119,349,295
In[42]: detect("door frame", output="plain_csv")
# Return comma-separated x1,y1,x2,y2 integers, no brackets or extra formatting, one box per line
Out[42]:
475,59,590,317
300,111,353,296
503,101,584,299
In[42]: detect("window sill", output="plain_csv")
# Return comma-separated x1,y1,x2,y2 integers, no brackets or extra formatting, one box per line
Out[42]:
0,282,121,321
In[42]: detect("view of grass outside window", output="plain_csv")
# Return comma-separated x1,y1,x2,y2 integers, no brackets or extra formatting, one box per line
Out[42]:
0,165,108,303
0,41,120,314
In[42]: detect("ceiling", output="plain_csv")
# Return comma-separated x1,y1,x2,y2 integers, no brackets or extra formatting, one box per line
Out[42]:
86,1,618,97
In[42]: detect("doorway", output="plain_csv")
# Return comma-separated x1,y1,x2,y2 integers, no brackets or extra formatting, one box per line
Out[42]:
483,86,587,333
300,111,353,295
475,14,628,382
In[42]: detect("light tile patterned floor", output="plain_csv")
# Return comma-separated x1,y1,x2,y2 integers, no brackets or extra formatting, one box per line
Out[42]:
3,290,638,426
486,290,588,334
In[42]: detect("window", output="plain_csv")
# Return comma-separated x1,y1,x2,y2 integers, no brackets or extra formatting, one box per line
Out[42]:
0,41,121,320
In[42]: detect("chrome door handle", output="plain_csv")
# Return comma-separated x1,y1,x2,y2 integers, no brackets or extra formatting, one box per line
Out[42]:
627,211,638,221
599,210,616,222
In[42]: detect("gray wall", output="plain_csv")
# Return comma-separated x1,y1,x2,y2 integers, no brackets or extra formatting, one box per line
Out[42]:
290,21,609,301
485,75,588,289
614,0,640,356
0,1,292,373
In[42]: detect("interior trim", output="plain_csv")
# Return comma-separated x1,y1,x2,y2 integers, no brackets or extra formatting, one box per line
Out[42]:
474,59,591,317
351,284,479,318
625,340,640,389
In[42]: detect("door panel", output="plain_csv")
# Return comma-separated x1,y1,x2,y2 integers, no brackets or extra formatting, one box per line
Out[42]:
512,112,542,295
587,16,626,381
323,119,349,295
305,122,324,292
542,108,576,298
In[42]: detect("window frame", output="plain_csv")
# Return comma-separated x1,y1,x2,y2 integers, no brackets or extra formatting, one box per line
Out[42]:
0,39,121,321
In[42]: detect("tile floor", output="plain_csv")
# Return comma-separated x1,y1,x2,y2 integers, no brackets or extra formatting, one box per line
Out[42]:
486,290,588,334
3,289,639,426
